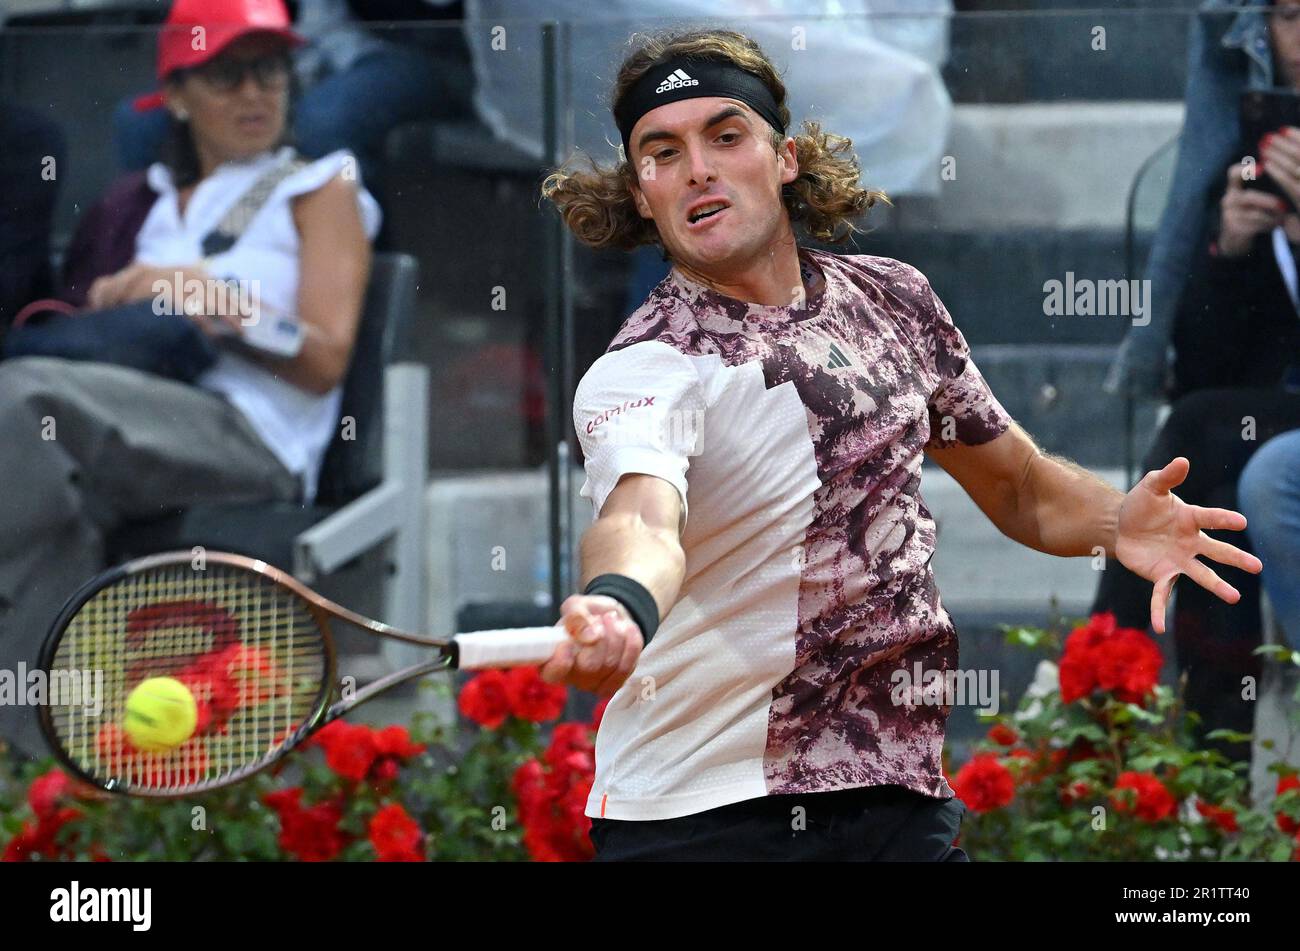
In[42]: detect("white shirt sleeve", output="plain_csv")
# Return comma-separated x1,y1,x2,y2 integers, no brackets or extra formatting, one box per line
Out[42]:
573,340,706,530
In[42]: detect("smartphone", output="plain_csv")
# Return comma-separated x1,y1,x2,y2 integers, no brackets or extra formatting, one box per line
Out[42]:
1240,90,1300,211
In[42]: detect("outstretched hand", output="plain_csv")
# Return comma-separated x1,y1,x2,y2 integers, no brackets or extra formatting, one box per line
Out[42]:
1114,457,1263,634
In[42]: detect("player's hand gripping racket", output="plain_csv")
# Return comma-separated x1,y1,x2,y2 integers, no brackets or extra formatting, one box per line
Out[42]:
37,551,568,798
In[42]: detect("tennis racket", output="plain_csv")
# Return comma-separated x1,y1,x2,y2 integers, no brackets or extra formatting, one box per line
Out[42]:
37,550,569,798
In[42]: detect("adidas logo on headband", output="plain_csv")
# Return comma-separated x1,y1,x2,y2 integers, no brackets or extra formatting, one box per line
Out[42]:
655,68,699,94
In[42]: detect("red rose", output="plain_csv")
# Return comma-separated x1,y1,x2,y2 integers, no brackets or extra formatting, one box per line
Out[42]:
319,722,379,782
1059,613,1162,705
2,806,82,862
545,723,595,772
522,818,570,862
505,666,568,722
274,796,349,862
512,721,598,862
512,759,550,827
951,753,1016,813
1093,630,1162,703
263,787,304,815
303,720,349,751
1111,771,1176,822
27,769,70,818
1195,800,1239,834
1276,776,1300,835
458,670,513,729
371,759,400,785
369,803,425,862
1058,654,1096,705
374,725,425,761
987,723,1019,746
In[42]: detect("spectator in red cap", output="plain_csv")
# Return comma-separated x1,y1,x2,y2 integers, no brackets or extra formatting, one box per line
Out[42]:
0,0,382,759
114,0,471,203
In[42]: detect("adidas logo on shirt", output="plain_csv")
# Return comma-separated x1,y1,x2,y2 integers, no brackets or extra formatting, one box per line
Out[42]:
826,342,852,370
655,68,699,94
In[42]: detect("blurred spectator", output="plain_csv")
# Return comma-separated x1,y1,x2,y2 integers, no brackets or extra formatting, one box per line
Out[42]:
1239,429,1300,651
0,102,65,335
1107,0,1284,395
0,0,379,758
114,0,472,200
1093,0,1300,759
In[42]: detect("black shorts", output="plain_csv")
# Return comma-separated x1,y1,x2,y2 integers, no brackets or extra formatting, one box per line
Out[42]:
589,783,969,862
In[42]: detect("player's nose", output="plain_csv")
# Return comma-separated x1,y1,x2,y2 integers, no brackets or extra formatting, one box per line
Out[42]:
684,141,718,188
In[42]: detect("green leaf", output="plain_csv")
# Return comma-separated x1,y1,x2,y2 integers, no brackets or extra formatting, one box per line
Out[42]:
1204,729,1254,744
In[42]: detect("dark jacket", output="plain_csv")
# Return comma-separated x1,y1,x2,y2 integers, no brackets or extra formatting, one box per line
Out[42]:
57,171,156,309
1170,141,1300,400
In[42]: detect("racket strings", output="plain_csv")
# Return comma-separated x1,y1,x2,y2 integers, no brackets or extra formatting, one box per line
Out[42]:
45,563,329,794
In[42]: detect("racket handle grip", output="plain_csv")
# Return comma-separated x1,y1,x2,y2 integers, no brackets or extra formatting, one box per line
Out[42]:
454,626,570,670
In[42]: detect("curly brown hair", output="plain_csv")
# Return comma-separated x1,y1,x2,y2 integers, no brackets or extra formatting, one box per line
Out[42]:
540,28,886,252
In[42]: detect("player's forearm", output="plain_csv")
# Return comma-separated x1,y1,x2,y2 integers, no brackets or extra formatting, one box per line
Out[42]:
579,512,687,624
1018,452,1124,558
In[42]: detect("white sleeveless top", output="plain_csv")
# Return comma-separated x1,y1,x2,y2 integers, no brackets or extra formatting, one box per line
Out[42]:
135,147,382,501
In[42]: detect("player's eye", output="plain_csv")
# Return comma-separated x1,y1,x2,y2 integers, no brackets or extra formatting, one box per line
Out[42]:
652,148,677,160
717,131,741,144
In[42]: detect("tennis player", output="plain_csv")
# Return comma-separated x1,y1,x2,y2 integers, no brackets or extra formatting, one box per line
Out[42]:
539,28,1262,861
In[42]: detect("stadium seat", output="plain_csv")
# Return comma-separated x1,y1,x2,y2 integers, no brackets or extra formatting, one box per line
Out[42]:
107,252,430,646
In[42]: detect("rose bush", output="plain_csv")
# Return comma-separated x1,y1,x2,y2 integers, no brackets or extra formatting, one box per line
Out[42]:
950,613,1300,861
9,613,1299,861
0,666,596,862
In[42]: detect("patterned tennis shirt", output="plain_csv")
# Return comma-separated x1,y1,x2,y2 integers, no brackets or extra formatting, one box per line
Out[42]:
573,247,1012,821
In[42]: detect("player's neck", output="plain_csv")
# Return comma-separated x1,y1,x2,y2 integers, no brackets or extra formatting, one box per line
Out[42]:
674,228,805,307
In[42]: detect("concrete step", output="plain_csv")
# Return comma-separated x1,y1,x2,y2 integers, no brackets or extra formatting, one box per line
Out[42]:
888,102,1183,232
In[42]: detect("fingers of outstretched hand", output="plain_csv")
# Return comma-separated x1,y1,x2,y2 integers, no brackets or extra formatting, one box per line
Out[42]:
1192,505,1248,533
1197,532,1263,574
1184,557,1240,605
1150,574,1177,634
1143,457,1189,494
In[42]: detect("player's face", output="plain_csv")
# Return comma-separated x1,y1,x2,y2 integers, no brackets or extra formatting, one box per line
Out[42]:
629,97,798,274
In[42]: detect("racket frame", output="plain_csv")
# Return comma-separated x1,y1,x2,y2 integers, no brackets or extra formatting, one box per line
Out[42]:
37,550,460,799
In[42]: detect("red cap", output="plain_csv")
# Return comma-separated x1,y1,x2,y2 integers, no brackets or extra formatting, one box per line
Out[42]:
133,0,303,111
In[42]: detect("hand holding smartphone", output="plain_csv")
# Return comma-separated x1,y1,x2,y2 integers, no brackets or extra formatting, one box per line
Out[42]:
1241,90,1300,212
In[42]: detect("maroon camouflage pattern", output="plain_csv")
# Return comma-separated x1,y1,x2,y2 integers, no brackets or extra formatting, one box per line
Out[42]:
606,248,1012,800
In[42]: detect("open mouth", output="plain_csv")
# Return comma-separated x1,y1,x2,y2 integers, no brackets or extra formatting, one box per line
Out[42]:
687,201,729,224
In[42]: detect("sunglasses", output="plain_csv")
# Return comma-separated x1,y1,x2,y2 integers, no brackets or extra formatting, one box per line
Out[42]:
185,53,292,94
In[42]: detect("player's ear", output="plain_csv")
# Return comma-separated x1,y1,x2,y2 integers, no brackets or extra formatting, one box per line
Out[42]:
631,181,653,220
777,135,798,186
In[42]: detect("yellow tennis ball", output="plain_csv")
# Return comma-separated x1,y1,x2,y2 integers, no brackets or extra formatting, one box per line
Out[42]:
123,677,198,753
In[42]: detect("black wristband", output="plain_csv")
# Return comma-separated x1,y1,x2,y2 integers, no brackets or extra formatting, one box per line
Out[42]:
582,574,660,646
